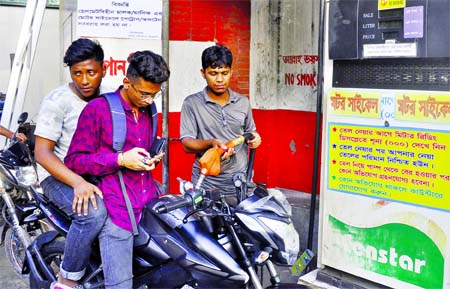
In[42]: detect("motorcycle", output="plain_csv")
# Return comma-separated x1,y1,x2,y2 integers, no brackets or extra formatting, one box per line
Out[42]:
0,112,52,279
24,133,305,289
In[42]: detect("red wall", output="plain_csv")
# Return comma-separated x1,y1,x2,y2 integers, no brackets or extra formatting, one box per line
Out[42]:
170,0,251,96
157,0,319,194
252,110,319,193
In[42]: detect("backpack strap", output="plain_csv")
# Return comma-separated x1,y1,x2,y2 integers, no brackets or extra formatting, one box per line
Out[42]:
104,93,127,152
149,102,158,143
103,93,139,236
118,169,139,236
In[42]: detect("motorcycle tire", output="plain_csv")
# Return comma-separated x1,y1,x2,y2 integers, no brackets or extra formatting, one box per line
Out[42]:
5,228,29,280
5,219,54,280
41,239,65,273
33,239,107,289
29,239,65,289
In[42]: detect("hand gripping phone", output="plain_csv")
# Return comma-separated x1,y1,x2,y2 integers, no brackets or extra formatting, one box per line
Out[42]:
149,137,166,157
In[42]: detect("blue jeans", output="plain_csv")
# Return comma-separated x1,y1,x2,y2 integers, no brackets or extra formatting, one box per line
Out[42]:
41,176,108,281
99,218,133,289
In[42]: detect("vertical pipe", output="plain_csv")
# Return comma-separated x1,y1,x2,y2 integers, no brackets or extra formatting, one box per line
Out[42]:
161,0,170,194
2,0,46,146
307,0,325,254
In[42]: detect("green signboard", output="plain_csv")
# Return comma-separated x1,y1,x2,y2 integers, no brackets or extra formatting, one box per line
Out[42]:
329,215,444,289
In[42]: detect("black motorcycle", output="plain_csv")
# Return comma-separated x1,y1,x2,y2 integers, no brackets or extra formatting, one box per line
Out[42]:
25,134,305,289
0,112,52,279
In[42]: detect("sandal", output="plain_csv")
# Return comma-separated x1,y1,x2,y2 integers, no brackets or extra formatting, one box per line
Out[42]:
50,281,84,289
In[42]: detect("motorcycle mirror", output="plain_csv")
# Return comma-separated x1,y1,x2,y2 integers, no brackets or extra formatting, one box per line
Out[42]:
17,112,28,125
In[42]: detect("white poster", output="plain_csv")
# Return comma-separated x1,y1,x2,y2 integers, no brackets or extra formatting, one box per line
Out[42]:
77,0,162,40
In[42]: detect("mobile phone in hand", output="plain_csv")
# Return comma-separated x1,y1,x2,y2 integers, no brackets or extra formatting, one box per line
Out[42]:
149,138,166,157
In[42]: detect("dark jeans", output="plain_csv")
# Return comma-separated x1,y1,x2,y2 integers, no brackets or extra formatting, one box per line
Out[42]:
41,176,108,281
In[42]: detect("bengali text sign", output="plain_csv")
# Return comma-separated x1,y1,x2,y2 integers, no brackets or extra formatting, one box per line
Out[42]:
77,0,162,39
396,92,450,123
282,54,319,87
329,89,450,123
329,90,381,119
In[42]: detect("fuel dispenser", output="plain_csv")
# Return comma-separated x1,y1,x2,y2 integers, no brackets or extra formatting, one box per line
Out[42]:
319,0,450,288
329,0,449,59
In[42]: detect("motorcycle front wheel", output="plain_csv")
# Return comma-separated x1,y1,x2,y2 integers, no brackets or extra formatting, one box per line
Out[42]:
5,228,29,279
5,220,54,280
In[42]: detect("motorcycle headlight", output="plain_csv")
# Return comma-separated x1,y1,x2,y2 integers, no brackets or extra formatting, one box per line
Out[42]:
16,166,37,186
267,188,292,216
259,216,300,265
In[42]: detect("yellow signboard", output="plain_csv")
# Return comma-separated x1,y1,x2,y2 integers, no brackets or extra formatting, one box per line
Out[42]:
396,93,450,123
329,90,380,118
329,89,450,124
328,124,450,211
378,0,406,10
323,88,450,289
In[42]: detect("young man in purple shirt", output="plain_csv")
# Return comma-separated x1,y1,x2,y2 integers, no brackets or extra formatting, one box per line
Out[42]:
65,50,170,289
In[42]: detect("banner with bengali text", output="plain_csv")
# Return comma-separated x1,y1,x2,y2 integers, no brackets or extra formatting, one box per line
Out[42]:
328,124,450,211
321,88,450,289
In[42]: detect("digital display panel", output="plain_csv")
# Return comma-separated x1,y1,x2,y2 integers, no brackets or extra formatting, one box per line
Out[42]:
379,20,403,29
379,8,403,18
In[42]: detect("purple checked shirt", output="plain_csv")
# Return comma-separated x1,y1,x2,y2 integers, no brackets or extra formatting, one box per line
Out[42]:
65,87,158,232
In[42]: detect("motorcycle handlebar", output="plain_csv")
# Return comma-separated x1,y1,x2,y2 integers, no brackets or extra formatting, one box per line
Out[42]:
154,198,191,214
161,133,257,214
154,183,243,215
206,190,237,202
154,189,204,214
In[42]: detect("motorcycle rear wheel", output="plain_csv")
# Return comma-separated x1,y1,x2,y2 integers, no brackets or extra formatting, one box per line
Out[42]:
41,239,65,275
33,238,106,289
29,239,66,289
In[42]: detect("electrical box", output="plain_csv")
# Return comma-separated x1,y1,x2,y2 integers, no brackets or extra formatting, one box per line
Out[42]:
329,0,450,59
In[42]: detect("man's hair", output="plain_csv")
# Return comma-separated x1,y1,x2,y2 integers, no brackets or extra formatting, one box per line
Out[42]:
126,50,170,84
201,45,233,70
63,38,104,67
